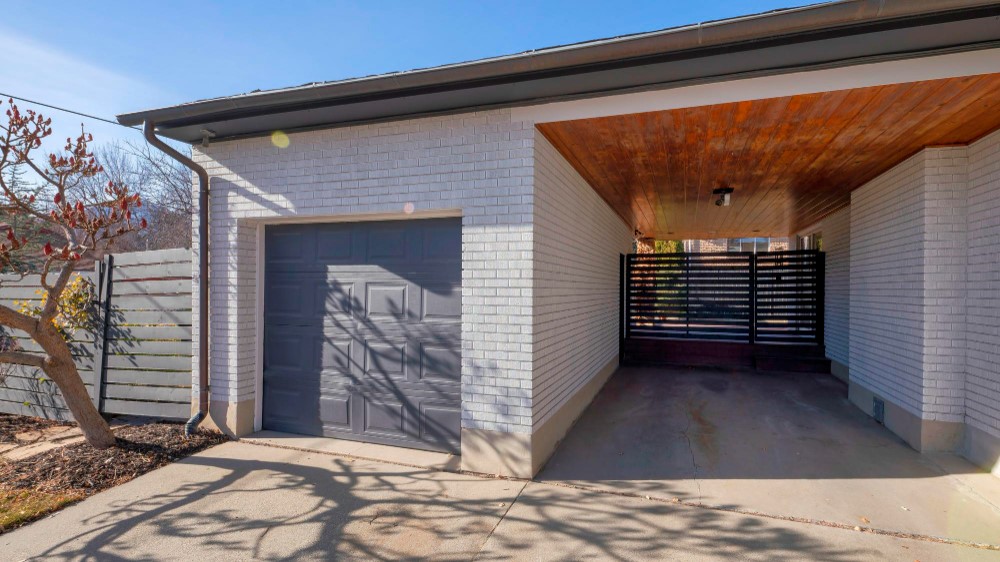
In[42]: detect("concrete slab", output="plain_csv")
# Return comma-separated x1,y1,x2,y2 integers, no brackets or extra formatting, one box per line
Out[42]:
539,367,1000,546
3,439,998,560
479,482,1000,561
243,430,462,472
1,441,523,561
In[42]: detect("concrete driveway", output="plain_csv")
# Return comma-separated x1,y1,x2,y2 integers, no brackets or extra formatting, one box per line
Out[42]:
3,367,1000,560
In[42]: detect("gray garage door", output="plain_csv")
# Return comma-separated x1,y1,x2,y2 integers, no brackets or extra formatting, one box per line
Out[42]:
263,218,462,453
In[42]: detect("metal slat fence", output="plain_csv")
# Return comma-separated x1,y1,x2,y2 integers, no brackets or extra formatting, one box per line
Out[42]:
625,250,824,344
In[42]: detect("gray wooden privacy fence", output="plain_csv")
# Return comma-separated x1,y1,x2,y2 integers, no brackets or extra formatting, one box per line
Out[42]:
0,248,193,420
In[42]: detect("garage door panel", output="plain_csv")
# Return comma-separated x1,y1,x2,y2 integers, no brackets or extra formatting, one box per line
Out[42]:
363,340,407,380
421,284,461,320
267,230,310,263
419,343,461,383
362,396,408,437
262,386,299,424
423,223,462,262
318,393,352,429
315,228,355,262
318,280,355,318
420,402,461,447
319,338,353,374
365,283,408,319
367,225,408,261
264,218,461,453
265,330,314,372
266,280,311,318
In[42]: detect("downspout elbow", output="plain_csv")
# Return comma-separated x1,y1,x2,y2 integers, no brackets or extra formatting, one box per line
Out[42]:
142,121,210,437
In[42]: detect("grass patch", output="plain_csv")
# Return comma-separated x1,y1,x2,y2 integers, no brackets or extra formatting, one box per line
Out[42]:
0,487,83,533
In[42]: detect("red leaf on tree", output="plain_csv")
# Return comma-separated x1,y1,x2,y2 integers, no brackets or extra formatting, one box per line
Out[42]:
43,242,53,256
54,193,62,204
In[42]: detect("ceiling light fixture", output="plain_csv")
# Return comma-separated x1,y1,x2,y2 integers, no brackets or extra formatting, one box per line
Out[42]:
713,187,734,207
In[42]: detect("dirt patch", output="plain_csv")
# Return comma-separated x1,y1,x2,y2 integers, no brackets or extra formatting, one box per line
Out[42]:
0,414,74,445
0,423,226,532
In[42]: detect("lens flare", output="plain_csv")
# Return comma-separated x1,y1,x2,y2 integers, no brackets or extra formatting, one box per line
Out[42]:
271,131,290,148
403,202,415,214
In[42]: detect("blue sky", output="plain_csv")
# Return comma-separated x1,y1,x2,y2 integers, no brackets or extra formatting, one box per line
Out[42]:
1,0,804,148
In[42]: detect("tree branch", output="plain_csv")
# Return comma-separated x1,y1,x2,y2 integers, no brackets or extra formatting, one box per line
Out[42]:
0,302,38,333
0,351,44,368
41,264,76,320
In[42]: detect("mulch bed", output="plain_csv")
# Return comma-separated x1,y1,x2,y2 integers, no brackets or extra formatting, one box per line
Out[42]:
0,423,227,495
0,414,74,445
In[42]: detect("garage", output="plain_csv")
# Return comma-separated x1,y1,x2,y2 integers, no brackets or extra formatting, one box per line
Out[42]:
262,217,462,453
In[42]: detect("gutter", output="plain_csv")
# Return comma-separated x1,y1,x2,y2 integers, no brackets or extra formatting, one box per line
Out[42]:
142,121,210,436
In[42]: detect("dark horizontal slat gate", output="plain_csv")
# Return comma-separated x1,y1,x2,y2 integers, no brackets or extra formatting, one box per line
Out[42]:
625,250,823,345
754,251,825,344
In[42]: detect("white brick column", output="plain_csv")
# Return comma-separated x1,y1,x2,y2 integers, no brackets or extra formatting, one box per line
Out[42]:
849,147,968,452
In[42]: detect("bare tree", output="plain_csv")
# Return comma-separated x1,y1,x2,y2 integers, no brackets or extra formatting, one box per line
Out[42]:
0,100,147,448
80,141,191,252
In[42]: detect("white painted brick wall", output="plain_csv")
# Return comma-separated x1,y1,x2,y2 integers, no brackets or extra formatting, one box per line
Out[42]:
850,152,928,418
966,128,1000,439
851,146,975,423
191,109,538,433
531,132,632,429
818,206,850,368
921,147,968,423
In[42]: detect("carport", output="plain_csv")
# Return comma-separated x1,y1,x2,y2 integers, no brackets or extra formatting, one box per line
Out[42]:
525,63,1000,543
525,68,1000,458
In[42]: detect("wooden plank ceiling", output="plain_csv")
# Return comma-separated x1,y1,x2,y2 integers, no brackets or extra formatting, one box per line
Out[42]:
537,73,1000,240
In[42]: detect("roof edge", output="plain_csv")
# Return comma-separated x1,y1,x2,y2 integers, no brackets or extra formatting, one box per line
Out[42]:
118,0,1000,128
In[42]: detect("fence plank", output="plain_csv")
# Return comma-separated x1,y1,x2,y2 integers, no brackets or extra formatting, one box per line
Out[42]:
108,325,192,341
100,399,189,419
112,279,191,295
0,387,70,410
113,262,192,281
105,340,191,356
112,248,191,267
0,288,46,299
104,370,191,386
0,399,71,420
103,384,190,402
106,354,192,372
111,309,192,326
111,295,192,311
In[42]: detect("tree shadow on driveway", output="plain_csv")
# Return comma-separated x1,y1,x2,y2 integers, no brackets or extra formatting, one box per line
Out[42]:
5,442,873,561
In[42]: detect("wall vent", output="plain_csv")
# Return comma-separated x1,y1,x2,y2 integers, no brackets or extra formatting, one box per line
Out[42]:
873,396,885,425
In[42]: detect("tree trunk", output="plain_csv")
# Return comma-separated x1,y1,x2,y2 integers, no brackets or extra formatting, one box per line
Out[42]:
36,326,116,449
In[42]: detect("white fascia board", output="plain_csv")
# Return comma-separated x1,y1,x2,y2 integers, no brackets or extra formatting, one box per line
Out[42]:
514,47,1000,123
